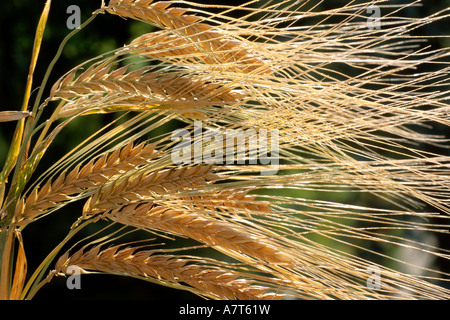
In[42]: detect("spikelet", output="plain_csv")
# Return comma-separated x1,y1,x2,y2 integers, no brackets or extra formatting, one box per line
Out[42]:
105,0,269,73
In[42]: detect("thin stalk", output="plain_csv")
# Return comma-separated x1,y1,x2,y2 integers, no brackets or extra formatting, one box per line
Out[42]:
0,229,14,299
1,12,102,239
0,0,51,209
29,11,102,149
20,220,92,300
8,11,101,203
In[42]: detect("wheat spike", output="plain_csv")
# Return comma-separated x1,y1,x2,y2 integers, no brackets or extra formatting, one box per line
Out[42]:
82,164,218,216
17,142,158,223
124,30,271,74
105,0,268,72
103,203,295,266
50,60,244,119
55,245,286,300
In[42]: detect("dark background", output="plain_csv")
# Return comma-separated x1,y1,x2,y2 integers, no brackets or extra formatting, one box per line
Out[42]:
1,0,450,300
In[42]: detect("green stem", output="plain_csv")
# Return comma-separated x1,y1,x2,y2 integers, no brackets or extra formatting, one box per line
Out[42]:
0,228,14,299
9,11,101,198
31,11,100,121
21,220,92,300
0,0,51,209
